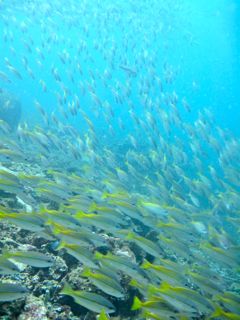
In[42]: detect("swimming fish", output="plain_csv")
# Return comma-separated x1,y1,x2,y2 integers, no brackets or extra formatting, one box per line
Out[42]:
81,267,125,298
3,250,54,268
60,282,115,314
0,282,28,301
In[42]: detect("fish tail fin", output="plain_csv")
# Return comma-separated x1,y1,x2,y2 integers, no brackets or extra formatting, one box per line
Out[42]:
60,282,73,295
141,259,152,269
136,199,142,208
89,202,97,212
210,305,225,318
131,296,142,310
0,212,6,219
1,247,10,258
81,267,91,277
0,212,12,219
39,204,45,212
126,231,134,240
102,192,109,199
75,211,85,218
95,251,104,260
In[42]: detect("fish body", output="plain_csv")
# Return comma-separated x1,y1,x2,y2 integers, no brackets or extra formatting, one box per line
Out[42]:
0,283,28,301
3,250,54,268
57,242,98,269
81,268,124,298
60,283,115,314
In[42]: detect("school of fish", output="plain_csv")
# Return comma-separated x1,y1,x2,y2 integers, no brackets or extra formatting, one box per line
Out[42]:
0,0,239,319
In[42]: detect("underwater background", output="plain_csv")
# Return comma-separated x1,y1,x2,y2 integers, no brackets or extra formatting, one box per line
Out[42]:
0,0,239,319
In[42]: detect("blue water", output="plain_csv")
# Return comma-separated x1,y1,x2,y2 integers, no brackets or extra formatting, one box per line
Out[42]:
0,0,239,137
